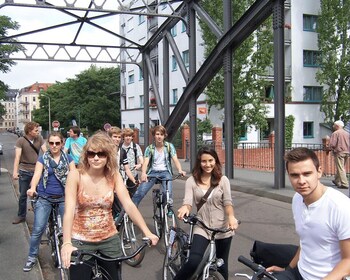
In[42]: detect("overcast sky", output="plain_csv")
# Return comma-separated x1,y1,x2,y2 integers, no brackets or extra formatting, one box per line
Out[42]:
1,0,120,89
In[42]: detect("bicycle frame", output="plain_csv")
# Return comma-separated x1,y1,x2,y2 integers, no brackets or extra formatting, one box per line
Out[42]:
163,214,231,280
71,238,151,280
151,174,182,247
32,195,68,279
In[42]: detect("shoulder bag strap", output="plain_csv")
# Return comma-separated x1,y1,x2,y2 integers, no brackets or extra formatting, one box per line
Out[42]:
197,184,216,211
23,136,40,155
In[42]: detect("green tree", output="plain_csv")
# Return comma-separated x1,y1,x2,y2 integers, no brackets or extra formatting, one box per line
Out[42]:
317,0,350,124
0,15,23,116
199,0,274,142
32,65,120,134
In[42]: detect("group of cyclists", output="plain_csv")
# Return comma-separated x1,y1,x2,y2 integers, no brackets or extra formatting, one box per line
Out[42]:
13,122,239,280
13,121,350,280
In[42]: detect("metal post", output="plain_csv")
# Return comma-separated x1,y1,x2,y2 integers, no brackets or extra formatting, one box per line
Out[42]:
185,139,189,162
42,94,51,134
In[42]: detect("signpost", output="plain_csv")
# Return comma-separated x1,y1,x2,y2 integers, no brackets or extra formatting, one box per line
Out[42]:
52,120,60,131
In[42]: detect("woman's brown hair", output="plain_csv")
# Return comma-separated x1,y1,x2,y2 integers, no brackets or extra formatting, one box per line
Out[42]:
79,132,117,183
192,146,222,187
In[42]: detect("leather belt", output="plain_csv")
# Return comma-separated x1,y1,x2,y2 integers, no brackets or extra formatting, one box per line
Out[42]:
48,195,64,199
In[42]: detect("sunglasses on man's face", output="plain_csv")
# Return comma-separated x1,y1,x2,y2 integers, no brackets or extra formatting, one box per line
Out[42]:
86,151,108,159
49,141,61,146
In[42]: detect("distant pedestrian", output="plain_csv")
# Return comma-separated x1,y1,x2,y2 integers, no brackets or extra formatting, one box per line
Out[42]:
23,132,75,272
12,121,47,224
328,120,350,189
64,126,87,167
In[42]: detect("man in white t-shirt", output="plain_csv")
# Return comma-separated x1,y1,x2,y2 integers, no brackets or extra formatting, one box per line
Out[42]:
267,147,350,280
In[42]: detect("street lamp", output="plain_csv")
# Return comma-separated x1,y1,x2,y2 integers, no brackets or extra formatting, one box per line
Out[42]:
42,94,51,134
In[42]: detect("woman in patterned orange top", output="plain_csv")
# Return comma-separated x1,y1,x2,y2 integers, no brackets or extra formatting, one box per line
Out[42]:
61,132,158,279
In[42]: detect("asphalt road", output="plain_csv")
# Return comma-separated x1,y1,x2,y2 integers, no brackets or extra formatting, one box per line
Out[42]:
1,132,299,280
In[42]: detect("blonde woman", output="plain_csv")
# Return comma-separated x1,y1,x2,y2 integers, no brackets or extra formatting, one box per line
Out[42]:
61,132,158,279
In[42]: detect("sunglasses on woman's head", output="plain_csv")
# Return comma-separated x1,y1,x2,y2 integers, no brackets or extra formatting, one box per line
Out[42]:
86,151,108,159
49,141,61,146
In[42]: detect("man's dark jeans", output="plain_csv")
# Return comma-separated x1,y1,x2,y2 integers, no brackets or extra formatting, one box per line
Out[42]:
18,170,34,218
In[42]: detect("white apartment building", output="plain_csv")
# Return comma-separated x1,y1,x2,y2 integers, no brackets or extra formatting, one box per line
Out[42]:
0,89,18,131
120,0,329,144
16,82,53,131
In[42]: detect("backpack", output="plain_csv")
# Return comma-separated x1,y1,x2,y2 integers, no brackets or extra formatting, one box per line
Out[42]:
147,141,172,173
120,142,138,166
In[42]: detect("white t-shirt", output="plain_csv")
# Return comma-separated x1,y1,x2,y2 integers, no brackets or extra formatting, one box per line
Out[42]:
293,187,350,280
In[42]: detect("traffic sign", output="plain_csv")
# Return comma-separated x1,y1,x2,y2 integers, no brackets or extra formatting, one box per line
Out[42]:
52,120,60,128
104,123,112,131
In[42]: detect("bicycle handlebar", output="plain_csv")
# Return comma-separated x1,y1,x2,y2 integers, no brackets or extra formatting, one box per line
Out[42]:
148,173,184,182
71,238,151,264
182,214,240,234
237,255,278,280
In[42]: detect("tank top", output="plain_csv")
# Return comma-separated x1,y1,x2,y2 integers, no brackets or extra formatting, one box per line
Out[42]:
72,174,117,242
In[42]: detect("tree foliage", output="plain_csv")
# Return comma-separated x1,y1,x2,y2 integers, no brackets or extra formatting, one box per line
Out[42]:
317,0,350,124
199,0,274,142
0,15,23,116
32,65,120,134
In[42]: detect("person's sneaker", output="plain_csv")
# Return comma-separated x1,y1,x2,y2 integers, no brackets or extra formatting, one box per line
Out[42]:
23,259,37,272
338,185,349,189
332,180,339,187
12,217,25,224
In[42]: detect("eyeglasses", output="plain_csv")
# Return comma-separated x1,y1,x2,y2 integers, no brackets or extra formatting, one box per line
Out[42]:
49,141,61,146
87,151,108,159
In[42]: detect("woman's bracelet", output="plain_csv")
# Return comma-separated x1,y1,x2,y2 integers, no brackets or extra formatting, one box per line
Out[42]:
61,242,72,248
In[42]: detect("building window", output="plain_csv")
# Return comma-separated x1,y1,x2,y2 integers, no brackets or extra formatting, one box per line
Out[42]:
129,124,135,129
264,85,274,101
261,119,273,140
171,26,177,37
239,123,247,141
139,68,143,80
182,50,189,67
303,86,322,102
128,71,135,84
33,97,36,101
303,14,317,32
303,50,321,67
138,15,145,25
303,122,314,138
171,55,177,71
172,89,178,104
140,95,144,108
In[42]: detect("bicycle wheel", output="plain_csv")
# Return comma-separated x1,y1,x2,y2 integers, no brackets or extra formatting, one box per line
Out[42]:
153,191,163,239
163,205,178,247
162,232,186,280
120,217,146,267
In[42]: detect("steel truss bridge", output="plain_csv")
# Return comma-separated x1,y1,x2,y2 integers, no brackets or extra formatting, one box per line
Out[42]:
0,0,287,188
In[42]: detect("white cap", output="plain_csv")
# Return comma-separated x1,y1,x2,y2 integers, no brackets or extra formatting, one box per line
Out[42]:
334,120,344,128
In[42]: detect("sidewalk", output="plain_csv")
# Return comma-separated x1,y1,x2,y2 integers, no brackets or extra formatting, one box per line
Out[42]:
0,168,43,280
178,159,346,203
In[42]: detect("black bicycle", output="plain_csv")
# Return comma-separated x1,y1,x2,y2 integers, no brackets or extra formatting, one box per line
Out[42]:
31,194,69,280
151,174,183,247
163,214,235,280
70,238,151,280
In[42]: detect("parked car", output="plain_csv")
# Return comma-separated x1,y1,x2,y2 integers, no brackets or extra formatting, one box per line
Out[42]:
0,143,3,155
